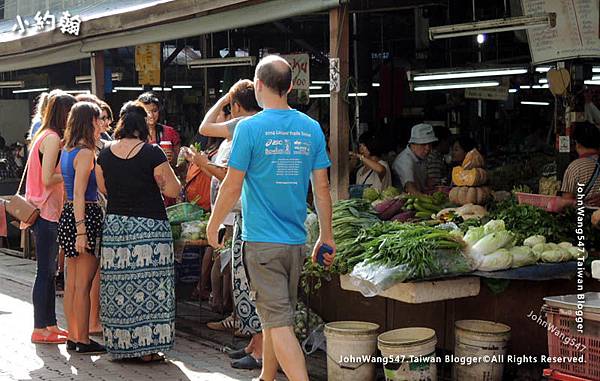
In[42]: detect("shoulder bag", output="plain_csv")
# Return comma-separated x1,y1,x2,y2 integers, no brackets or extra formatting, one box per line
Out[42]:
5,155,39,225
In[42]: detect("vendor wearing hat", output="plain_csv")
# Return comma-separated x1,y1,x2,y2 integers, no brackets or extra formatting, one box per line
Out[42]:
392,123,437,194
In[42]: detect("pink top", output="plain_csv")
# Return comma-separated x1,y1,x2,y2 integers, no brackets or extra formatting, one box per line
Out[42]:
25,130,64,224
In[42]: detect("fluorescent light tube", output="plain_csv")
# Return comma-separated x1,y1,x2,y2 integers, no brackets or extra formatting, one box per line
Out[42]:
413,68,527,81
536,67,551,73
188,56,256,69
539,79,548,84
520,85,531,89
509,89,518,93
114,87,144,91
429,13,556,40
532,84,549,89
593,67,600,73
414,81,499,91
64,90,91,94
309,86,322,90
172,85,192,89
312,81,330,85
75,73,123,84
309,94,330,98
0,80,25,89
584,80,600,85
13,87,49,94
372,83,380,87
152,87,172,92
348,93,368,97
521,101,549,106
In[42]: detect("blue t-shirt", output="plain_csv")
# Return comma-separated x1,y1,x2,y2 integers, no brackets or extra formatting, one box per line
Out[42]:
229,109,331,245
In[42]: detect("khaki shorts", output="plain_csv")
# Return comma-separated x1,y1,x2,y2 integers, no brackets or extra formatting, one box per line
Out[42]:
243,241,304,329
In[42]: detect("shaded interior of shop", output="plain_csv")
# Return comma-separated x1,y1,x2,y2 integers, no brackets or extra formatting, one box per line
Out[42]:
0,1,599,368
2,0,596,192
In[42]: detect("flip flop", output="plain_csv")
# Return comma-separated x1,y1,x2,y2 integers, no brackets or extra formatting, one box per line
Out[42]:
227,347,249,360
31,332,67,344
136,353,166,363
231,355,262,370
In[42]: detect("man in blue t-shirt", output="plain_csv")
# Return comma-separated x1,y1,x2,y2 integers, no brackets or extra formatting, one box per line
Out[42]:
207,55,335,381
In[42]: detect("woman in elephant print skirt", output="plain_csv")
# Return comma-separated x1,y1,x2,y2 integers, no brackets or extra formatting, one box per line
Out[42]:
96,102,181,361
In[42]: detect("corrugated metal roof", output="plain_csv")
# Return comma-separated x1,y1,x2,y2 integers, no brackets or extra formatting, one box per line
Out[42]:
0,0,174,35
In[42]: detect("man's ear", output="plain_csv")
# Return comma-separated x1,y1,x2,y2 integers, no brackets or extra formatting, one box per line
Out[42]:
286,82,293,95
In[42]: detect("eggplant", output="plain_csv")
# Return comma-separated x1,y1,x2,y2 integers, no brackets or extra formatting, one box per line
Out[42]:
391,211,416,222
378,197,406,220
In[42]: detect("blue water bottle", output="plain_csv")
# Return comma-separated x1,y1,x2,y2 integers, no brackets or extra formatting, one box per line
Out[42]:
316,244,334,266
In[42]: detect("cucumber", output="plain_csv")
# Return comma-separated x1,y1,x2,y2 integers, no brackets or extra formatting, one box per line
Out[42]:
415,211,434,219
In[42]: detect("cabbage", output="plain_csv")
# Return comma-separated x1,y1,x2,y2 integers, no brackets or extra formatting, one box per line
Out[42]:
532,243,546,258
540,249,569,263
558,242,573,249
478,249,512,271
464,227,486,246
471,231,515,257
510,246,537,268
363,187,380,202
568,246,588,260
483,220,506,235
524,235,546,248
381,186,400,200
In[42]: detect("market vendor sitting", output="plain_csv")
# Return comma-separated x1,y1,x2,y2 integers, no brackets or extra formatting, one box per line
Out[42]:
560,121,600,207
350,133,392,192
392,123,437,194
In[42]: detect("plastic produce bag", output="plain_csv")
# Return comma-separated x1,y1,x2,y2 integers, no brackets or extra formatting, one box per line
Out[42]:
349,250,473,297
180,220,207,241
349,261,410,297
167,202,204,224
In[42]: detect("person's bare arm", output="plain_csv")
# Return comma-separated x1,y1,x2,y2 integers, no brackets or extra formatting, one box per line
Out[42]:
73,149,94,254
198,94,233,139
311,169,336,266
154,161,181,198
95,164,107,195
40,134,63,186
351,152,386,179
206,168,244,248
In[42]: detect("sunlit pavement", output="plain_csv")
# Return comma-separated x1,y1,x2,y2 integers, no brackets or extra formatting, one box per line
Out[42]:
0,253,265,381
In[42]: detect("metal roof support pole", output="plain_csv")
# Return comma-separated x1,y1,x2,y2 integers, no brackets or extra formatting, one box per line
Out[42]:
329,3,350,201
91,51,105,97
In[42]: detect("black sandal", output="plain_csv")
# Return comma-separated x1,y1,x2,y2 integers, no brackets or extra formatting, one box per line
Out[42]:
138,353,166,363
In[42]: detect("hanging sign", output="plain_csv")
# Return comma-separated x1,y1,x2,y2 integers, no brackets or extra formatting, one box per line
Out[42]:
464,79,510,101
136,43,161,86
282,53,310,104
522,0,600,63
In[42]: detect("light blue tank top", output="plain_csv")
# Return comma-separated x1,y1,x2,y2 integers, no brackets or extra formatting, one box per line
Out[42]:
60,147,98,202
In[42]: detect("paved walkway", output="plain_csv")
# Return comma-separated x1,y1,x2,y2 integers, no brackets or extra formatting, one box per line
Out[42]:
0,252,270,381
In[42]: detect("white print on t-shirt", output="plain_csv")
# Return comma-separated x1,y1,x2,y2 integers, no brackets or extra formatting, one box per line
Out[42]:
265,139,291,155
264,130,313,182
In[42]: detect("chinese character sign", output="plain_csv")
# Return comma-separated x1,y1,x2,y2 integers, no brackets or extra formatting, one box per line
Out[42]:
12,10,82,36
282,53,310,90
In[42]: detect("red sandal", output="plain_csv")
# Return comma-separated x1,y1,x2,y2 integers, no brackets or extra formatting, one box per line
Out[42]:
31,331,67,344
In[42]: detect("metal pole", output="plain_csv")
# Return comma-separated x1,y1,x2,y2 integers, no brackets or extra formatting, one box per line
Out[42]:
352,12,360,145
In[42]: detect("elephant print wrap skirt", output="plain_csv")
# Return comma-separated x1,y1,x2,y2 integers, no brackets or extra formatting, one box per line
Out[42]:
100,214,175,359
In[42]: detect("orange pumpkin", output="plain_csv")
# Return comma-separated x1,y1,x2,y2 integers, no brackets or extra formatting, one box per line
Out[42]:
449,186,491,206
452,166,487,187
462,149,485,170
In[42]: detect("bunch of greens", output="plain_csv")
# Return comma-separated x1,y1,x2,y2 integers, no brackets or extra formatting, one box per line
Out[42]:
489,198,572,245
346,222,466,279
301,199,379,293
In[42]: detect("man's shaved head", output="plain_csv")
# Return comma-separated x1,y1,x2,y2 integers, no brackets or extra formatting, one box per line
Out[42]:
255,55,292,97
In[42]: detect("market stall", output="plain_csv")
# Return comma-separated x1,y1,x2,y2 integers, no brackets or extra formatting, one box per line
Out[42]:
302,148,600,362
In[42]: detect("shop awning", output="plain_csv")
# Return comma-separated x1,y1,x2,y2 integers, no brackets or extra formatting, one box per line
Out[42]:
0,0,340,73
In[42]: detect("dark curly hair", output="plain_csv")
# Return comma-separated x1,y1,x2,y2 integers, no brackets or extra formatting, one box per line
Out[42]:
113,102,149,141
